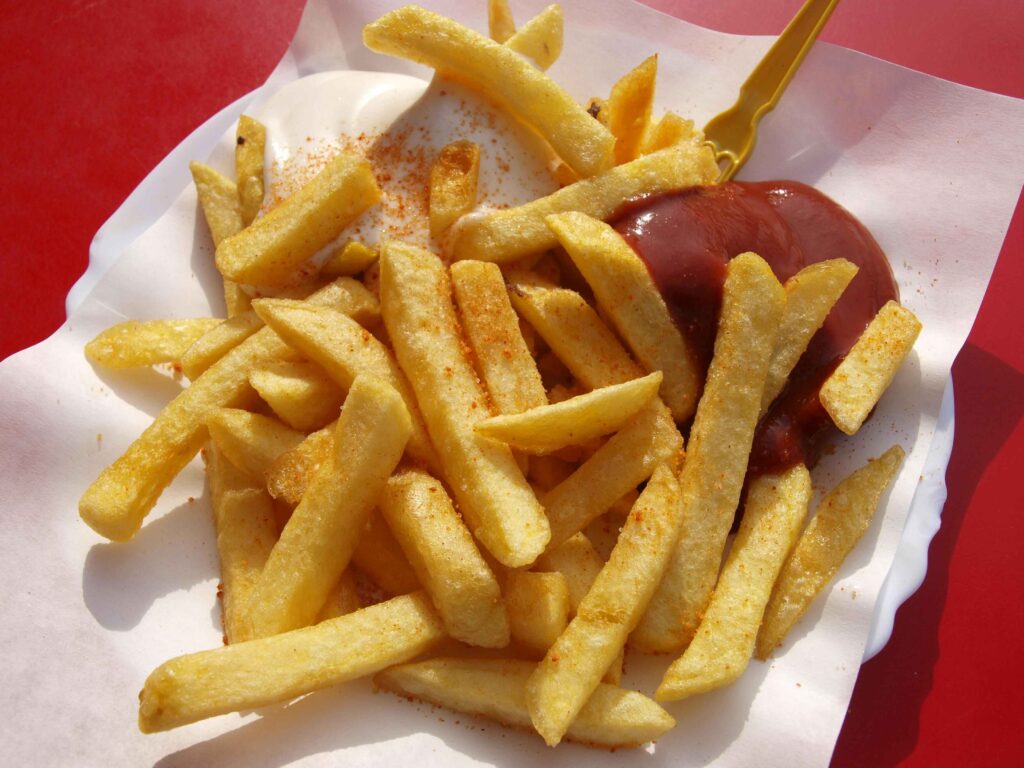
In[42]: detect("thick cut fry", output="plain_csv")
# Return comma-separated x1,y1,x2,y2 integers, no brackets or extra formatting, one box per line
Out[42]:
322,240,378,277
487,0,516,42
364,6,613,178
235,115,266,226
139,592,445,733
180,311,265,380
250,360,347,432
761,259,859,413
535,533,604,613
216,152,380,286
189,162,243,246
450,260,547,415
85,318,221,369
633,253,785,653
757,445,905,658
820,301,921,435
316,569,362,622
252,299,437,471
505,570,569,655
205,444,278,644
380,242,550,567
657,465,811,700
607,55,657,164
375,658,674,749
547,211,700,421
206,408,305,481
429,140,480,238
638,111,700,155
476,372,661,454
245,377,412,638
450,143,717,263
381,470,509,648
266,425,333,505
526,465,682,746
504,4,563,70
351,510,422,597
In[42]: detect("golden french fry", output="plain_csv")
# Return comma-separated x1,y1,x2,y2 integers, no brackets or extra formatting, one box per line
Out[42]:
761,259,859,413
222,282,253,318
206,408,305,481
250,360,347,432
316,569,362,623
139,592,445,733
351,510,422,597
534,532,603,613
381,469,509,648
487,0,516,42
265,425,333,506
322,240,378,277
205,443,278,644
216,152,380,287
820,301,921,435
375,658,674,749
180,311,265,380
450,260,547,415
504,4,563,70
252,298,438,472
607,55,657,164
586,96,609,126
189,162,243,246
638,111,700,155
246,376,412,638
429,140,480,238
235,115,266,226
450,143,717,263
656,464,811,700
526,465,682,746
757,445,905,659
380,241,550,568
476,372,662,454
364,6,613,178
85,318,220,370
505,570,569,655
547,211,700,422
633,252,785,654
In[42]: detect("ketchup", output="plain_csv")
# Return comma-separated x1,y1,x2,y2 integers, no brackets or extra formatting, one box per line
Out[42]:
612,180,898,476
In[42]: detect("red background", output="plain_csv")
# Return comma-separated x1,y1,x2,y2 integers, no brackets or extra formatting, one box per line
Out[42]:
2,1,1021,765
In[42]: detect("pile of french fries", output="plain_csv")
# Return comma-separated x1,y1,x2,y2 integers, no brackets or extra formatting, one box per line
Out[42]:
80,1,921,751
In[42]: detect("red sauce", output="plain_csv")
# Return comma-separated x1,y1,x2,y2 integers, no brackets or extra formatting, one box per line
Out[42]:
612,180,898,475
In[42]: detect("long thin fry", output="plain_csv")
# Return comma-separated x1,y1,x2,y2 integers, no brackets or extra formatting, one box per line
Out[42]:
205,408,305,481
180,311,265,380
85,318,221,369
607,55,657,164
504,4,563,70
487,0,516,42
235,115,266,226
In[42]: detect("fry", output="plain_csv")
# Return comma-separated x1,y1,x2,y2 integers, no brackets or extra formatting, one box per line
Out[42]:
216,152,380,287
476,372,662,454
249,360,347,432
450,143,717,263
265,425,333,505
235,115,266,226
322,239,378,277
381,469,509,648
179,311,264,379
350,510,422,597
189,162,243,246
656,464,811,700
487,0,516,43
757,445,905,659
205,408,304,481
375,658,674,749
252,298,438,471
363,6,613,178
316,569,362,623
526,465,682,746
819,300,921,435
205,443,278,644
85,318,221,370
450,260,546,415
607,55,657,164
761,258,858,413
633,252,785,654
246,376,411,638
534,532,604,613
638,111,700,155
504,4,563,71
505,570,569,655
429,140,480,238
139,592,445,733
547,211,700,421
380,241,550,567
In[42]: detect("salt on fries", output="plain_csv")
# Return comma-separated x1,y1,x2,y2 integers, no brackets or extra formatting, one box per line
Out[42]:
77,1,923,752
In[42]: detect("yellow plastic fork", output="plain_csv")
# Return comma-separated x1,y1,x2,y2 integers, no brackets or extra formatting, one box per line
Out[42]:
704,0,841,182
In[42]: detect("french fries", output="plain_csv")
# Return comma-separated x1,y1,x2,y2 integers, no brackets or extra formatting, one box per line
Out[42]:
505,570,570,655
189,162,243,247
265,424,333,506
350,510,422,597
180,311,264,379
429,140,480,238
487,0,516,43
607,55,657,164
85,318,220,369
322,239,378,277
245,376,412,638
234,115,266,226
637,111,700,155
206,408,304,481
504,4,563,70
249,360,346,432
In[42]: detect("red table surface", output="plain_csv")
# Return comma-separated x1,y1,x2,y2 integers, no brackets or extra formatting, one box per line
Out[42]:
2,1,1021,765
